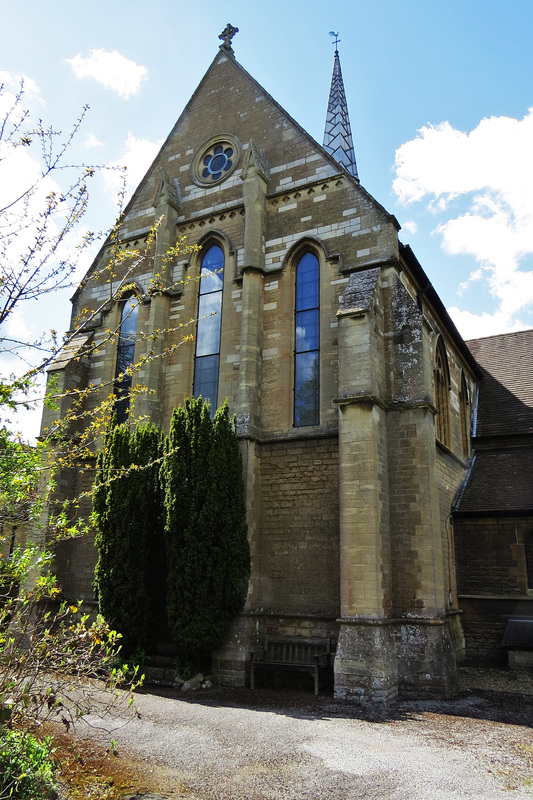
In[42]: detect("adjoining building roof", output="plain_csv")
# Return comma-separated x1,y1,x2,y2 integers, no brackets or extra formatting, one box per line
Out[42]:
456,449,533,514
467,329,533,439
455,329,533,516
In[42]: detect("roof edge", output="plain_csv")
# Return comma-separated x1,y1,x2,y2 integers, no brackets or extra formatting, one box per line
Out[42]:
399,243,482,376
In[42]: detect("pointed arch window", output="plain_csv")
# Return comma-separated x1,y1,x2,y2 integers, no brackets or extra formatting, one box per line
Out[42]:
114,295,139,424
434,337,450,446
193,244,224,412
294,251,319,427
459,372,470,458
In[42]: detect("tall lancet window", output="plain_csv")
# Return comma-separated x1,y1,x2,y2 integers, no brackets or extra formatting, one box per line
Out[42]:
459,372,470,458
294,252,319,427
193,244,224,411
434,337,450,447
114,296,139,424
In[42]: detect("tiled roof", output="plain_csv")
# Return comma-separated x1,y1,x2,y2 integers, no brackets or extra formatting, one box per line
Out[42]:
456,329,533,515
467,329,533,438
456,448,533,513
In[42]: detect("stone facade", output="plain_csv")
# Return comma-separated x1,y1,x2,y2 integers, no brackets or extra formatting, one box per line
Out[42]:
453,330,533,665
40,44,485,699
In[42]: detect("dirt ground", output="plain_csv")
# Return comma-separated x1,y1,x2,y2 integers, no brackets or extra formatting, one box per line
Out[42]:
53,665,533,800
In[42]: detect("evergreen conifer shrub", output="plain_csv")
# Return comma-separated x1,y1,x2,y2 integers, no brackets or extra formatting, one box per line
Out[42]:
93,399,250,663
162,398,250,660
93,422,163,653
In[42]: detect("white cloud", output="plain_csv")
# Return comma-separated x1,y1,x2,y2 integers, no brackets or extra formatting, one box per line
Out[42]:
66,49,147,99
393,110,533,333
447,306,529,341
85,133,104,148
401,220,417,235
103,132,161,205
0,70,43,109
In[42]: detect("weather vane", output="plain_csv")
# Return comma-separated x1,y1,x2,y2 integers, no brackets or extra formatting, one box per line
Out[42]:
219,23,239,53
329,31,340,49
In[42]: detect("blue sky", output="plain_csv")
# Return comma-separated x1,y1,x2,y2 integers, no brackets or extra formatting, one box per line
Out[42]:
2,0,533,437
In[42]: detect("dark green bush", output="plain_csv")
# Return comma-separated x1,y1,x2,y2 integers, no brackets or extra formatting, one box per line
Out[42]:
93,422,164,653
94,400,250,664
163,398,250,660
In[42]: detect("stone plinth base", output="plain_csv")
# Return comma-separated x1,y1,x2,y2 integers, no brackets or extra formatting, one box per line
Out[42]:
211,615,252,687
333,618,458,701
334,621,399,701
395,620,457,698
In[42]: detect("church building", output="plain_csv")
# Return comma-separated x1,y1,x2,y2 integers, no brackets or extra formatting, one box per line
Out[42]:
40,26,532,700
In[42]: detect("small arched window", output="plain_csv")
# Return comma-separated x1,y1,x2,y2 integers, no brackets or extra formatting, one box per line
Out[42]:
114,296,139,424
193,244,224,412
294,251,319,427
459,372,470,458
434,337,450,446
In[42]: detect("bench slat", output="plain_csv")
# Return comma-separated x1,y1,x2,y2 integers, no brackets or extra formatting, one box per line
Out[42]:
250,636,332,695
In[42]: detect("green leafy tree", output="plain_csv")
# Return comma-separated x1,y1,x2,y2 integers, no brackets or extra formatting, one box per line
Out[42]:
163,398,250,662
93,422,164,653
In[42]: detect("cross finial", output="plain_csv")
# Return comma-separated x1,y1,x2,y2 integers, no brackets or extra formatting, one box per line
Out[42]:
219,23,239,53
329,31,340,50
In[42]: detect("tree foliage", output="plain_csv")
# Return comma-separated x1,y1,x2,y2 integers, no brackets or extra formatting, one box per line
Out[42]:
0,540,140,736
0,729,57,800
163,398,250,661
0,77,196,472
93,422,164,653
0,79,186,768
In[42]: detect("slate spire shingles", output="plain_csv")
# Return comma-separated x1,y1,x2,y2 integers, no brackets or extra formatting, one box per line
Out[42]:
323,49,358,179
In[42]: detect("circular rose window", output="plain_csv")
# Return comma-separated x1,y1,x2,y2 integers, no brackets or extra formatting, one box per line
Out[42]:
202,144,233,180
191,135,241,187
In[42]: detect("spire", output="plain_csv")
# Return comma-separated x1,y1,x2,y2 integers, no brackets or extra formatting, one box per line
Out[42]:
323,39,359,180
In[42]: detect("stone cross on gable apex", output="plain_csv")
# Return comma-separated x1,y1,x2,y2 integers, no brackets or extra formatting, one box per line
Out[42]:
219,23,239,53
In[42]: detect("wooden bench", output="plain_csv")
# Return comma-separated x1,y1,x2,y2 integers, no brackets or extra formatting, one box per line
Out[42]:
250,636,332,695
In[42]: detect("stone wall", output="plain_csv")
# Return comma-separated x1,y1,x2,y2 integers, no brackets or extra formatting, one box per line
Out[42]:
256,434,340,618
455,515,533,661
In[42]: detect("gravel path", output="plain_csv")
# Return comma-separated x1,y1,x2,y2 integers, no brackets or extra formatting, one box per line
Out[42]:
69,670,533,800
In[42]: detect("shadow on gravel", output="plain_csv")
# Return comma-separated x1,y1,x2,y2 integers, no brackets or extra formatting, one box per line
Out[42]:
137,681,533,728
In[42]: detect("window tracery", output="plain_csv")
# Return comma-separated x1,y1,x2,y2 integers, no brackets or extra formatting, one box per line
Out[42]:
114,295,139,424
193,243,224,412
435,337,450,446
459,371,470,458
